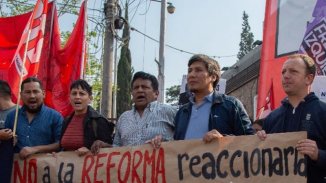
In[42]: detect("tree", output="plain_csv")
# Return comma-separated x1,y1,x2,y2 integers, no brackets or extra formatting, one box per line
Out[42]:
237,11,254,60
117,3,132,117
166,85,180,105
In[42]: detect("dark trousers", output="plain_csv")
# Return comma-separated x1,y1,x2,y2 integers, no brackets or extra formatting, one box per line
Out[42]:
0,140,13,183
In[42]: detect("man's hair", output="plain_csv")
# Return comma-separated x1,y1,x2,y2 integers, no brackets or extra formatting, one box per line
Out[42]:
70,79,92,96
288,54,316,77
188,54,221,88
131,71,159,91
0,80,12,97
21,77,43,91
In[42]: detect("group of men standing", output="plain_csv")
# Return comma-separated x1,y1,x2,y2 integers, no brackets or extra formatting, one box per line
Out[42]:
0,53,325,182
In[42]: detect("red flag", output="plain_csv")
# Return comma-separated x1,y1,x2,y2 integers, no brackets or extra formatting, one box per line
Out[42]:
38,1,87,116
0,1,87,117
7,0,48,102
0,12,31,78
257,81,274,119
257,0,318,117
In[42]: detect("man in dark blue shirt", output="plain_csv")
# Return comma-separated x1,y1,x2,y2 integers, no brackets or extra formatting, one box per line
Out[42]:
5,77,63,159
257,54,326,183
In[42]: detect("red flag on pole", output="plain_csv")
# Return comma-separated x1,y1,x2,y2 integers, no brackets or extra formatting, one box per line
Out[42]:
257,0,320,119
7,0,48,102
0,1,87,117
257,81,275,119
0,12,31,72
38,1,87,116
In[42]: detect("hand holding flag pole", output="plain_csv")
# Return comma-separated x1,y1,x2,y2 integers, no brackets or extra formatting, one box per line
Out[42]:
12,16,35,138
12,0,48,137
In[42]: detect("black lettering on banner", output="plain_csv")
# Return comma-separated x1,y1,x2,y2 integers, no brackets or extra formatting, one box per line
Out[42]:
230,150,241,177
176,145,304,180
177,153,189,180
250,148,261,176
272,147,283,176
243,151,249,178
216,150,228,178
201,152,216,179
283,146,294,175
294,149,306,176
189,155,201,177
42,166,50,183
261,148,273,176
58,162,74,183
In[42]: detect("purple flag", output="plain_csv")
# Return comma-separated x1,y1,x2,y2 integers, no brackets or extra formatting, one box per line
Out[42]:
299,0,326,75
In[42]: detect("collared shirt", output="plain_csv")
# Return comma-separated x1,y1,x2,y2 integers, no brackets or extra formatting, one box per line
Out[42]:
113,101,176,147
184,92,213,139
5,104,63,152
0,105,16,129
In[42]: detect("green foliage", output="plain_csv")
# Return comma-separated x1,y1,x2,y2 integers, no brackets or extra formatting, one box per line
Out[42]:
0,0,33,16
117,3,132,117
85,29,102,111
237,11,255,61
166,85,180,105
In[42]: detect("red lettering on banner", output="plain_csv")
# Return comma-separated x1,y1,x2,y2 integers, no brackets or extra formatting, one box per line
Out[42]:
94,153,107,183
132,150,143,183
82,155,94,183
13,160,27,183
143,149,156,182
13,158,38,183
106,151,120,183
156,148,166,183
28,159,37,183
118,151,131,182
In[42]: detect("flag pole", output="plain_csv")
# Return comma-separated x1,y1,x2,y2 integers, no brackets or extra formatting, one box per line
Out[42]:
12,2,40,137
81,0,87,78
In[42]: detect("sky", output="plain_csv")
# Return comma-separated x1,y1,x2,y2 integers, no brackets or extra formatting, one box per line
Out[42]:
56,0,266,91
1,0,266,90
127,0,266,89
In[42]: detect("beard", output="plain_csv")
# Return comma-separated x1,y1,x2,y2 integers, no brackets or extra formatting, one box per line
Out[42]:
24,104,43,114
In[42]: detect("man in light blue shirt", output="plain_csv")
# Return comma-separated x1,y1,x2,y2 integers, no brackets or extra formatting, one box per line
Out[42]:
185,93,212,139
174,54,254,141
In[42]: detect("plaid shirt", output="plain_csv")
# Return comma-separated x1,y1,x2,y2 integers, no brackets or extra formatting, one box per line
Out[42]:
113,101,176,147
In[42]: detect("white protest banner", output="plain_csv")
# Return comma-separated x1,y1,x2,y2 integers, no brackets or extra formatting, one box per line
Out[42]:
12,132,306,183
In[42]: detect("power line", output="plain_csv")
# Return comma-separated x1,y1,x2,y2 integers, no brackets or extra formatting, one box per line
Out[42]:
130,26,237,59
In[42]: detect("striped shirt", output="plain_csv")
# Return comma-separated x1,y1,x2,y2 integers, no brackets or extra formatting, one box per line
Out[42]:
61,113,85,150
113,101,176,147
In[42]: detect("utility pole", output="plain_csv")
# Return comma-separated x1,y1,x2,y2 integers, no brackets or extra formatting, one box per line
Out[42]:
101,0,116,118
157,0,167,103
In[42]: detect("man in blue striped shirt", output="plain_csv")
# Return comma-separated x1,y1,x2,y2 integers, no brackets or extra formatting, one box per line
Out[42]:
5,77,63,159
113,72,176,148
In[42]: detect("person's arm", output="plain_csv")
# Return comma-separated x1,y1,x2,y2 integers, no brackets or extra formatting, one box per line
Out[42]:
112,117,122,147
315,149,326,168
0,129,13,140
296,139,326,168
90,117,115,154
162,105,177,142
233,98,254,135
96,117,115,145
202,129,223,143
19,142,60,159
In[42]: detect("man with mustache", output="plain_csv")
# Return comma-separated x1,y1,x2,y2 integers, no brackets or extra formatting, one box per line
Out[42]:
257,54,326,183
5,77,63,159
174,54,254,142
113,71,176,148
